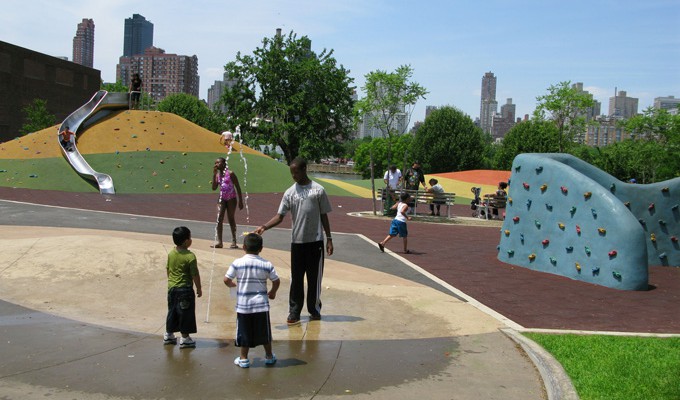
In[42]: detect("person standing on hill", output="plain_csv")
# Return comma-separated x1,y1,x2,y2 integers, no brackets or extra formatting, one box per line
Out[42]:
211,157,243,249
130,73,142,109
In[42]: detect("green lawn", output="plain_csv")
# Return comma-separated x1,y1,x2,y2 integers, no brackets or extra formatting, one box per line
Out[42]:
524,333,680,400
0,152,361,196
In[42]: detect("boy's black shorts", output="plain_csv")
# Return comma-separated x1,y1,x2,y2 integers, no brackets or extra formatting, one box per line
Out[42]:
235,311,272,348
166,286,197,334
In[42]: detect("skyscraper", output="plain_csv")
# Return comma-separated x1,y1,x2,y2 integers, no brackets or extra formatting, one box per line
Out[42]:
609,90,638,119
479,72,497,134
72,18,94,68
123,14,153,57
117,47,199,102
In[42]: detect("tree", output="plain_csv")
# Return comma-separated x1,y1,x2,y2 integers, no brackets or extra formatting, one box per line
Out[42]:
156,93,226,133
100,81,128,92
221,30,356,163
534,81,595,152
20,99,55,136
493,119,560,169
410,106,487,173
353,135,413,179
355,65,428,164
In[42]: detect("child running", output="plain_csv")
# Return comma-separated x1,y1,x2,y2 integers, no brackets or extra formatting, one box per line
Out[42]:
378,192,412,254
224,233,280,368
164,226,202,348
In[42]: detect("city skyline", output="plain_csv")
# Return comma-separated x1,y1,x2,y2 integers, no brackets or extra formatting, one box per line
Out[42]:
2,0,678,125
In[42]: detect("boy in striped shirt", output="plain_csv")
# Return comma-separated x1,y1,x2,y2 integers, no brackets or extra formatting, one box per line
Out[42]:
224,233,280,368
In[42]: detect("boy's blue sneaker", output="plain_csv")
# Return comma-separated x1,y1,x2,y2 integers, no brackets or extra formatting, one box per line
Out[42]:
265,354,277,365
163,333,177,345
234,357,250,368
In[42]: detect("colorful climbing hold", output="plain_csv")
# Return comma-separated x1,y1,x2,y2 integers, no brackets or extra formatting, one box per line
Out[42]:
526,199,532,209
612,271,622,280
504,230,511,236
659,252,667,259
507,250,515,256
549,257,557,265
535,220,541,229
508,197,513,205
671,236,678,243
597,228,606,235
610,183,616,192
570,207,577,215
585,246,591,255
648,203,655,211
528,253,536,261
546,203,553,211
535,166,543,173
624,202,631,208
520,233,524,243
540,184,547,192
592,267,600,275
650,233,656,242
576,225,581,234
584,191,592,199
661,187,669,193
515,165,521,172
558,223,565,230
561,186,568,194
608,250,617,257
523,182,530,190
659,220,666,226
513,216,520,223
591,208,597,218
566,246,574,252
575,262,581,272
542,239,550,246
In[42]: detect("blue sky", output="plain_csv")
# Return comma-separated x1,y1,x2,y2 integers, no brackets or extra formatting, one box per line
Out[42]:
2,0,678,125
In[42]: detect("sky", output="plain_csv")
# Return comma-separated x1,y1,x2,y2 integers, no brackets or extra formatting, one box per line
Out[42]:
2,0,679,125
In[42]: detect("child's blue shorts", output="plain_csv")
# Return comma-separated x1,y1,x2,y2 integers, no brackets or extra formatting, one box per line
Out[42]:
389,219,408,237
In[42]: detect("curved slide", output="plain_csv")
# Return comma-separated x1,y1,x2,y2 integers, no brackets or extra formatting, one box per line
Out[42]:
57,90,130,194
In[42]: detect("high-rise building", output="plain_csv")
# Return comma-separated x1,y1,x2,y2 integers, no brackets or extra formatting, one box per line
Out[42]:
207,73,238,113
72,18,94,68
479,72,497,134
572,82,601,120
117,47,199,103
585,116,631,146
609,89,638,119
123,14,153,57
491,98,515,140
654,96,680,112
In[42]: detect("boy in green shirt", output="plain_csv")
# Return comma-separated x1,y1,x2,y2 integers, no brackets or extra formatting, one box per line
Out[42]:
164,226,202,348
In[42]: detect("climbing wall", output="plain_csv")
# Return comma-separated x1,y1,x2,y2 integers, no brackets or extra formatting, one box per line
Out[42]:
497,153,680,291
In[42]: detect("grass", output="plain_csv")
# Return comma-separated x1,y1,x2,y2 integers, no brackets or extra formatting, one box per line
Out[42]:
524,333,680,400
0,151,361,197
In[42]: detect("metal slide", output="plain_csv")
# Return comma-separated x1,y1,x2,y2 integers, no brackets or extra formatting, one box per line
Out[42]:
57,90,130,194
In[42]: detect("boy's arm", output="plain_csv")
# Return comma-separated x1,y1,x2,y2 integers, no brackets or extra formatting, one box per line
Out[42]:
268,278,280,300
400,204,412,220
223,276,236,288
193,274,202,297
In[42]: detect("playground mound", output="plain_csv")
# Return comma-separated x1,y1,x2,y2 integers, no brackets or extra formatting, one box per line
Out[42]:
0,110,262,160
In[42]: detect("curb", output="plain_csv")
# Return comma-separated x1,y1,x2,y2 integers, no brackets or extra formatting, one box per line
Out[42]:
501,328,580,400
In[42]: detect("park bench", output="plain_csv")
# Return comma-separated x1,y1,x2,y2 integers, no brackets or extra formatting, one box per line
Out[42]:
482,194,507,220
377,188,456,218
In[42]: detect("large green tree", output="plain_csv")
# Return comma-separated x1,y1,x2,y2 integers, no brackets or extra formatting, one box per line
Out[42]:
156,93,226,133
493,119,561,169
410,106,487,173
221,30,356,163
355,65,428,164
353,135,413,179
534,81,595,152
20,99,55,136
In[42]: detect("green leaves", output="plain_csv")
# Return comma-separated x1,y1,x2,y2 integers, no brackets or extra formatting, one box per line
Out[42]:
156,93,226,133
221,30,355,163
20,99,55,136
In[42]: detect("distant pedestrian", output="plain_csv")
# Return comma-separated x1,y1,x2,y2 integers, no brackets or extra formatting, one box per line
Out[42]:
378,192,412,254
163,226,202,349
130,73,142,109
224,233,280,368
426,178,445,216
211,157,243,249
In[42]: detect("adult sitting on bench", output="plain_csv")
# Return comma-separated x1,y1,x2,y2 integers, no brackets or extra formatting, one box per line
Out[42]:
483,181,508,220
426,178,446,216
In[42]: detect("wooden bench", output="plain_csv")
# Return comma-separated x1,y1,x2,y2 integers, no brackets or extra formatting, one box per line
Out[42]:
482,194,507,220
377,188,456,218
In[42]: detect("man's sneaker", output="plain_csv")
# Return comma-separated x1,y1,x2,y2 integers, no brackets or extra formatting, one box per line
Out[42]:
309,314,322,321
163,333,177,345
234,357,250,368
265,354,277,365
179,336,196,349
287,314,300,324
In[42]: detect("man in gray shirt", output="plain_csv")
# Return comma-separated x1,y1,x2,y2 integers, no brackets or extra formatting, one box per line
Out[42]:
255,158,333,324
